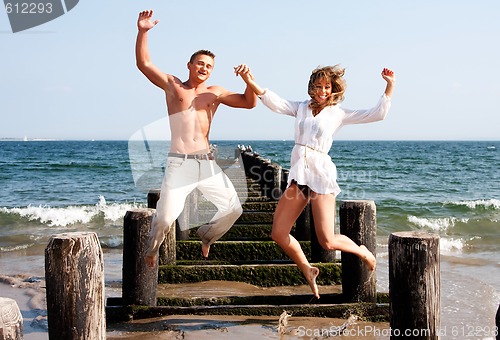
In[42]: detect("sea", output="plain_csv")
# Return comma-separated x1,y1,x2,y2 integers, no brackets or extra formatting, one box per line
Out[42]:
0,139,499,338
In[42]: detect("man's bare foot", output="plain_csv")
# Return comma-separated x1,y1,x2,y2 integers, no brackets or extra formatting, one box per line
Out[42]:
360,245,376,271
145,254,157,268
201,243,210,258
306,267,320,299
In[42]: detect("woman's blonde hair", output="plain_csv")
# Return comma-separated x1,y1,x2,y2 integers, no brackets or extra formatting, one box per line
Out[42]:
308,64,346,112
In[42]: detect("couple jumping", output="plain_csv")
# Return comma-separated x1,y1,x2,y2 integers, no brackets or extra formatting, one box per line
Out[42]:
135,10,395,299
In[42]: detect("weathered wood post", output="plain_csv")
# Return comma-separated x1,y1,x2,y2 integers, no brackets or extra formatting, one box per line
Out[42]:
295,203,311,242
246,153,260,179
122,209,159,306
45,232,105,339
339,200,377,303
249,154,262,180
257,157,271,198
281,169,289,195
240,151,254,177
147,189,160,209
0,297,23,339
389,231,440,339
268,162,283,201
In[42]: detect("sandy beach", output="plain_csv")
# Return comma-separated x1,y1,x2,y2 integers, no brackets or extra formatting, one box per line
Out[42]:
1,247,499,339
1,274,391,340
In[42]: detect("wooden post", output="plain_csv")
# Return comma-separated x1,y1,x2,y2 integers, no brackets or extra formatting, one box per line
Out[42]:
147,189,160,209
0,297,23,340
268,163,283,200
258,157,271,198
389,231,440,339
295,203,311,242
281,169,289,194
45,232,105,339
122,209,159,306
245,153,261,180
339,200,377,303
240,151,251,176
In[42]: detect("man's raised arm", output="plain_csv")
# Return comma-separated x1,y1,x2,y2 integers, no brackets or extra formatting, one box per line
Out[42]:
135,10,168,89
218,64,257,109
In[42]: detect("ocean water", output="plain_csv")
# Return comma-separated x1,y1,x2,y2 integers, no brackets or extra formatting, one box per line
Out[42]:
0,140,499,336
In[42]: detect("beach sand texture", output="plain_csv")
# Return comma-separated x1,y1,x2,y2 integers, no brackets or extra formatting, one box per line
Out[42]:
1,275,391,340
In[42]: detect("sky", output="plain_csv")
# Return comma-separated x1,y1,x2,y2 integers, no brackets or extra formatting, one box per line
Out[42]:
1,0,499,141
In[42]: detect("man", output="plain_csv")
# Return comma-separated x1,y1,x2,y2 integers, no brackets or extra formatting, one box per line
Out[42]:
135,10,257,267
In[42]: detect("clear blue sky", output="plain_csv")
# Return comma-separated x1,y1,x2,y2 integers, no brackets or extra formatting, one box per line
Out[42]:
1,1,499,141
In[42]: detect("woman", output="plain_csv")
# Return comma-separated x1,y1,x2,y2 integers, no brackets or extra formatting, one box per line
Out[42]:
235,64,396,298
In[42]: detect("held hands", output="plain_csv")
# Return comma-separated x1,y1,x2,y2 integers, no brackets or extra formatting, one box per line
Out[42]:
234,64,265,96
138,10,159,32
234,64,254,83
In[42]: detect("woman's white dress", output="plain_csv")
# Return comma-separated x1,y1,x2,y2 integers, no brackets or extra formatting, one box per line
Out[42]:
259,90,391,196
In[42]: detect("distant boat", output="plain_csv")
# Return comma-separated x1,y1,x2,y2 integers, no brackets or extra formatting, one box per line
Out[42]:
23,136,28,142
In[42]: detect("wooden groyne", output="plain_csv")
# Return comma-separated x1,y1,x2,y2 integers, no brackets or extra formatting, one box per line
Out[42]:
105,146,388,323
36,145,445,339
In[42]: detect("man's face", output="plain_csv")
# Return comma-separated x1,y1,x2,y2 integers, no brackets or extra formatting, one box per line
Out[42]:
188,54,214,82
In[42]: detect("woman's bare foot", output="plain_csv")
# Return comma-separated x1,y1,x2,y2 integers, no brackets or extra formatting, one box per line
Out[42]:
145,254,157,268
360,245,376,271
201,243,210,258
306,267,320,299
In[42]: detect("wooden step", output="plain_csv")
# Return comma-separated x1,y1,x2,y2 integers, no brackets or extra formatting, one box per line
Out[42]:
158,263,340,287
176,240,310,262
188,224,275,240
191,211,275,224
106,299,389,322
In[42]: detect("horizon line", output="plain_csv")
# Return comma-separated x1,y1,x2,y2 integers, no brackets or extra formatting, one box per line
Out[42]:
1,138,499,142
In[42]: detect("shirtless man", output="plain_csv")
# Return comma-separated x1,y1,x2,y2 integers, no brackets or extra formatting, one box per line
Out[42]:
135,10,257,267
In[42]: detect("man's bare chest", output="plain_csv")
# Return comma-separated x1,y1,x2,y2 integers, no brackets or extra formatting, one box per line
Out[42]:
168,86,219,111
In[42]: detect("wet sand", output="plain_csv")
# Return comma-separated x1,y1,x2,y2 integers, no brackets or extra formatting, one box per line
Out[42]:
0,275,48,340
107,314,390,339
0,275,390,340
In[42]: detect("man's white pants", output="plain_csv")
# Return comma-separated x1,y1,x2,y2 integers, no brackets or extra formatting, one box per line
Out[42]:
146,156,242,257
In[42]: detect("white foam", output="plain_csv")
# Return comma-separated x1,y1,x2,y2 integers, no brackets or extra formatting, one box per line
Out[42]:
0,196,144,227
445,198,500,210
440,237,465,253
100,235,123,248
0,243,36,252
96,196,142,221
407,215,467,232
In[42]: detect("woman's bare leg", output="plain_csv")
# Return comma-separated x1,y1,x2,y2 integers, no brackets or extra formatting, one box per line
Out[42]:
272,184,320,298
310,192,376,271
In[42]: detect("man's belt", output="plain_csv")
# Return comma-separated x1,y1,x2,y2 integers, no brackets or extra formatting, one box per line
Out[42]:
168,152,215,160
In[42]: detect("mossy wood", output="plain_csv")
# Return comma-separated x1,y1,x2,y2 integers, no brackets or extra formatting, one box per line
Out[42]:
106,301,389,323
175,240,310,262
157,263,341,286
